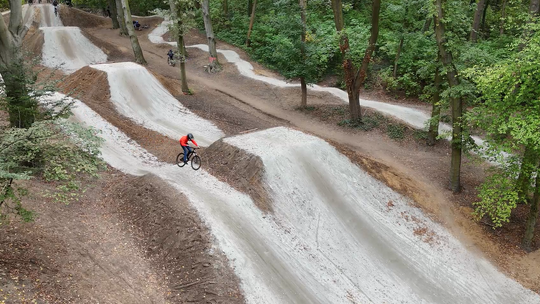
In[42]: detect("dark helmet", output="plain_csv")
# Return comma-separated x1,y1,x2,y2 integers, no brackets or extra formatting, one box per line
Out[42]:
187,133,194,139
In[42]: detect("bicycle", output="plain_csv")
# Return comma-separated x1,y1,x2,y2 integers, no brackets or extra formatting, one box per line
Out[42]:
54,6,58,17
176,147,201,170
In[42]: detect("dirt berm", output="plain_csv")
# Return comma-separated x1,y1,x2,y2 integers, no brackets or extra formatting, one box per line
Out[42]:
203,138,273,213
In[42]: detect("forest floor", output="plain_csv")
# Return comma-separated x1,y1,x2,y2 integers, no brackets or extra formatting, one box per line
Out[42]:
1,7,539,303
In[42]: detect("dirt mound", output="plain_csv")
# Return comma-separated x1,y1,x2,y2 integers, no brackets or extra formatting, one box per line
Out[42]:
59,66,180,163
79,28,130,61
109,174,245,303
22,23,44,57
59,6,109,28
203,138,272,212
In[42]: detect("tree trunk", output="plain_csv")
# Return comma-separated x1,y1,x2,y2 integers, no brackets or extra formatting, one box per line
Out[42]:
120,0,146,64
434,6,463,193
331,0,380,121
516,145,537,203
223,0,228,19
108,0,119,29
522,166,540,250
246,0,257,46
470,0,486,42
169,0,190,94
299,0,307,107
115,0,128,35
422,18,432,33
481,0,490,32
500,0,506,35
352,0,381,119
202,0,221,73
531,0,540,15
393,36,404,78
0,0,34,128
247,0,252,16
427,64,442,146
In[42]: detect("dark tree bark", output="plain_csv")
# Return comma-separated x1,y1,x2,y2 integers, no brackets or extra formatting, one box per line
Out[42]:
108,0,119,29
299,0,307,107
115,0,128,35
246,0,257,46
223,0,228,19
523,166,540,250
427,64,442,146
331,0,381,121
516,145,537,203
393,36,404,78
422,18,432,33
500,0,506,35
202,0,221,73
169,0,190,93
470,0,486,42
481,0,490,31
120,0,146,65
434,6,463,193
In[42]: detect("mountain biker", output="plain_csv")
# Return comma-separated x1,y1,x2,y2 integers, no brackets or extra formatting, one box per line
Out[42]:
179,133,199,164
167,50,174,64
52,0,58,6
133,20,141,31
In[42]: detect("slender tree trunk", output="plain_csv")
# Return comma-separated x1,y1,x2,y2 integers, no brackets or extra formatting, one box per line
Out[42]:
169,0,190,94
246,0,257,46
422,18,432,33
202,0,221,73
522,166,540,250
108,0,119,29
516,145,537,203
299,0,307,107
470,0,486,42
434,6,463,193
115,0,128,35
393,36,404,78
500,0,506,35
481,0,490,31
120,0,146,64
427,64,442,146
223,0,228,19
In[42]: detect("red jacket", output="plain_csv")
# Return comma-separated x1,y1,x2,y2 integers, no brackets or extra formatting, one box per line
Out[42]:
179,135,198,147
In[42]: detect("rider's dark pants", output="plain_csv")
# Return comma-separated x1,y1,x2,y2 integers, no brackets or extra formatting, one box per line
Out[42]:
182,146,192,163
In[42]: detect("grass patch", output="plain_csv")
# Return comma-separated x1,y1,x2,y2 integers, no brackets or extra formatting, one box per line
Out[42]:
386,124,405,140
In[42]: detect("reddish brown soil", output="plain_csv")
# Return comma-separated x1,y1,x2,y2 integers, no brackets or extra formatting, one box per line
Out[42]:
0,172,244,303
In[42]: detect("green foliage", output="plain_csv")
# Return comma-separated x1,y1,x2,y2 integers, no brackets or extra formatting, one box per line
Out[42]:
386,123,405,140
0,58,105,222
474,167,520,227
466,22,540,228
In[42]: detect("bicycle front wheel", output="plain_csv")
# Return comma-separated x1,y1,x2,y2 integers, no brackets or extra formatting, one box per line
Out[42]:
191,155,202,170
176,153,186,167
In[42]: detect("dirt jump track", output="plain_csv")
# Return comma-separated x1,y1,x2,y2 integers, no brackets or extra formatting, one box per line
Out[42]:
0,4,539,304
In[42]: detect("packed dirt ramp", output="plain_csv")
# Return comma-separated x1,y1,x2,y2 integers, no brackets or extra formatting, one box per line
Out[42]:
204,139,272,212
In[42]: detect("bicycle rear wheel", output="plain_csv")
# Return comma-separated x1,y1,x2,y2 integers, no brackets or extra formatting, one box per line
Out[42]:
191,155,202,170
176,153,186,167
